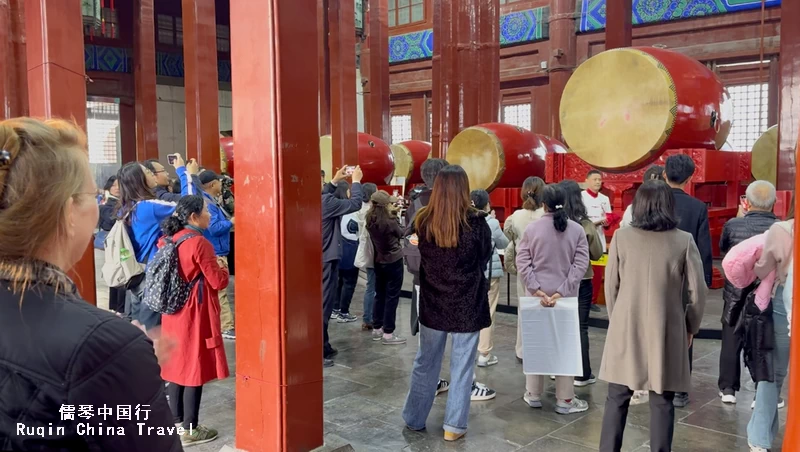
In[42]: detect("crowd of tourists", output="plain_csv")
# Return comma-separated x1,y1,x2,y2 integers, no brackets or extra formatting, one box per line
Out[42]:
0,117,793,452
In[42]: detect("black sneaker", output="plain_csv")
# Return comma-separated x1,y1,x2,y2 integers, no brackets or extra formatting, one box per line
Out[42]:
330,310,341,320
323,358,334,368
324,348,338,359
673,392,689,407
337,313,358,323
436,379,450,395
470,382,496,401
222,329,236,340
574,375,597,387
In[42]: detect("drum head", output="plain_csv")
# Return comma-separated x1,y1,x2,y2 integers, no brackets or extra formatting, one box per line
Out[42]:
447,126,505,191
320,135,333,183
751,125,777,185
560,48,677,172
390,144,413,182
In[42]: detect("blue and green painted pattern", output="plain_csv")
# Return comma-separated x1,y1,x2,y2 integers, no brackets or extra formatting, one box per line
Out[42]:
84,45,232,82
579,0,782,33
389,6,550,64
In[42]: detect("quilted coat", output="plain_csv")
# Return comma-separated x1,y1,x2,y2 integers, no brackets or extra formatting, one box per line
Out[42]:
0,260,181,451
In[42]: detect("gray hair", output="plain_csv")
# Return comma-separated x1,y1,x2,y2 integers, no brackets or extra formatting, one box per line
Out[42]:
746,180,777,211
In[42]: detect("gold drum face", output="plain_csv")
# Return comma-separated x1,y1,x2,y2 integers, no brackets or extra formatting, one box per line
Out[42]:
560,47,729,173
751,125,777,185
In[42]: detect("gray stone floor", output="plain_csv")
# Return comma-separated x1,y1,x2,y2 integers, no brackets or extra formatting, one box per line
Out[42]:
93,252,787,451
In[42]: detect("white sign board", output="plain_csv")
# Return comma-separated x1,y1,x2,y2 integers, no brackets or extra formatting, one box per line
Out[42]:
519,297,582,377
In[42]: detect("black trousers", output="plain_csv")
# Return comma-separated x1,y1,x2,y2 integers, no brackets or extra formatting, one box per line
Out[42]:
600,383,675,452
718,320,744,392
577,279,593,380
108,286,127,314
334,268,359,314
322,260,339,355
373,259,404,334
167,383,204,429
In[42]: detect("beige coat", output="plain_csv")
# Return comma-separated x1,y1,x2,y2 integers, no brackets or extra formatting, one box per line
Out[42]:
599,227,707,394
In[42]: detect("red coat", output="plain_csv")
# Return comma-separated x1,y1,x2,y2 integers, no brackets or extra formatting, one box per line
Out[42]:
160,229,230,387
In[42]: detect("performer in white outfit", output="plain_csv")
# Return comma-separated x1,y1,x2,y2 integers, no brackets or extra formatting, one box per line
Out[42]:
581,169,611,252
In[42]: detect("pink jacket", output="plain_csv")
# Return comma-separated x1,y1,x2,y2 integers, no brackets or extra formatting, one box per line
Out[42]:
721,232,775,311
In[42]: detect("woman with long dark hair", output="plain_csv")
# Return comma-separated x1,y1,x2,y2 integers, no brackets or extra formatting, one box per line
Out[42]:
366,190,406,344
559,180,603,386
116,159,195,328
516,184,590,414
159,195,230,447
402,165,493,441
599,180,706,452
503,176,545,361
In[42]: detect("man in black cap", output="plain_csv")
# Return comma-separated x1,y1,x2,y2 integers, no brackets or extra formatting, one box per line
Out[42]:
199,169,236,340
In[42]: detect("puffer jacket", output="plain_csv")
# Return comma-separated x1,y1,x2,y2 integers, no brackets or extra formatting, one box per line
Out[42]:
0,260,181,451
742,289,775,383
719,210,777,326
484,214,510,279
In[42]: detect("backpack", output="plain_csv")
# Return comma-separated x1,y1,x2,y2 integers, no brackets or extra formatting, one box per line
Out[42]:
101,219,145,288
142,234,202,315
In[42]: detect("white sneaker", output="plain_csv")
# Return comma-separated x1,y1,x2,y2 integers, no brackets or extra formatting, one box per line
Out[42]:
436,379,450,395
555,397,589,415
477,354,498,367
749,445,769,452
751,398,785,409
719,391,736,404
470,382,496,401
630,390,649,406
523,392,542,408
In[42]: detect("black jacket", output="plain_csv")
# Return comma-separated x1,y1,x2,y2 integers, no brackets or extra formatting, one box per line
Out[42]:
418,211,493,333
719,211,778,326
0,263,181,452
321,182,363,263
97,197,118,232
672,188,713,287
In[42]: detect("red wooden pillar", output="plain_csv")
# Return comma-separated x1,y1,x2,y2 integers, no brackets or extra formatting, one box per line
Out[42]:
0,0,28,118
318,0,331,136
432,0,499,159
133,0,159,161
605,0,632,50
25,0,95,305
183,0,221,172
364,0,390,144
329,0,358,168
776,0,800,190
230,0,323,450
548,0,576,141
787,128,800,449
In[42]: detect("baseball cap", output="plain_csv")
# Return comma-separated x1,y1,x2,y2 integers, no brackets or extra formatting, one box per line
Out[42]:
370,190,398,206
198,170,221,185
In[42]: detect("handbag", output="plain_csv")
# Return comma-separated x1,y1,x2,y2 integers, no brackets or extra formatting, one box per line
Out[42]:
354,229,374,269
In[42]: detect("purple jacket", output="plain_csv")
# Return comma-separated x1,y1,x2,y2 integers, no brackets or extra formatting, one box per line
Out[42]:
516,213,590,297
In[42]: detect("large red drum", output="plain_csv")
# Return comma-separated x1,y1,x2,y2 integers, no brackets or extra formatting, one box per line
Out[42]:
560,47,732,173
447,123,566,191
219,136,234,177
320,132,395,185
391,140,432,185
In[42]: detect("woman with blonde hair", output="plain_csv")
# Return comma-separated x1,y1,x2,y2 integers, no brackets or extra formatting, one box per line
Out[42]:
402,165,493,441
0,118,179,450
503,176,545,362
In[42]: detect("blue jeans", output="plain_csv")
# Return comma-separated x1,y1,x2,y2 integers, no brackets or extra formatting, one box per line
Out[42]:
402,324,479,434
363,268,376,324
747,285,790,449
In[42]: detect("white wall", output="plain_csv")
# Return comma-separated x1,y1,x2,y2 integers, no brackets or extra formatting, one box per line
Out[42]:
156,85,232,165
